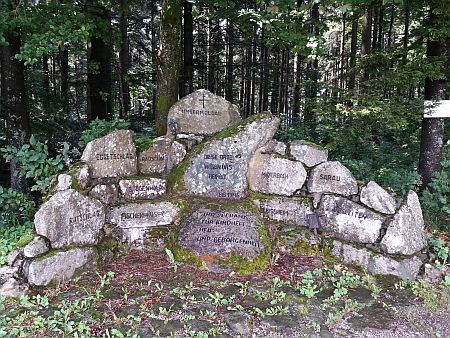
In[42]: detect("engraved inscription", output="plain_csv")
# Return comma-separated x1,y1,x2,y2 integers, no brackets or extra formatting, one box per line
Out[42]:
69,209,102,225
96,153,134,161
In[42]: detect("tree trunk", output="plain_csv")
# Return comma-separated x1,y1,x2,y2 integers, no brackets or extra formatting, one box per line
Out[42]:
418,7,448,191
87,2,113,121
348,15,358,92
0,28,31,191
182,0,193,97
43,54,50,94
119,0,130,118
402,2,410,65
225,18,234,102
156,0,182,135
387,0,395,49
292,53,302,121
59,47,69,113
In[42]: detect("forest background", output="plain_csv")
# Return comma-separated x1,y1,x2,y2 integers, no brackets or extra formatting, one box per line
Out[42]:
0,0,449,265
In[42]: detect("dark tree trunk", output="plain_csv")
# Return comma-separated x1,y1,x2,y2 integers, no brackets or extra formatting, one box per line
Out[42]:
340,13,346,90
372,2,379,51
348,15,358,92
182,0,193,97
387,0,395,49
270,49,280,114
403,2,410,64
377,1,384,51
43,55,50,94
225,18,234,102
59,47,69,113
119,0,130,118
304,2,319,126
87,2,113,121
156,0,182,135
151,1,157,117
418,8,448,191
362,5,372,56
292,54,302,120
0,28,31,191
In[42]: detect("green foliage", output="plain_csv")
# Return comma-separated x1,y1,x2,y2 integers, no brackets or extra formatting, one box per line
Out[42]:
0,186,35,228
421,143,450,230
0,224,32,266
427,236,449,267
78,118,130,148
1,135,69,194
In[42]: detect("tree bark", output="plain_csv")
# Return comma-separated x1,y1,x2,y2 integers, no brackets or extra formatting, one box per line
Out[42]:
402,2,410,64
225,18,234,102
182,0,193,97
87,1,113,121
348,15,358,92
0,28,31,191
418,6,448,191
59,47,69,113
156,0,182,135
119,0,130,117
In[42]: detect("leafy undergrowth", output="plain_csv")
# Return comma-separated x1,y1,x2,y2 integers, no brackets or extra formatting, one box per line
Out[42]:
1,249,450,338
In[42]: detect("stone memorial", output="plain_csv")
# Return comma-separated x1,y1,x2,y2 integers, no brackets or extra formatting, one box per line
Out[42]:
360,181,396,214
248,152,307,196
167,89,241,135
139,136,186,174
307,161,358,196
253,198,312,227
34,189,105,249
81,129,137,178
3,90,431,293
177,208,264,260
182,113,280,199
289,140,328,167
318,195,385,243
380,191,426,255
119,178,166,200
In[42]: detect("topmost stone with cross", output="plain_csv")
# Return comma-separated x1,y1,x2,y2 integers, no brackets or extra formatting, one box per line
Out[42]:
167,89,241,135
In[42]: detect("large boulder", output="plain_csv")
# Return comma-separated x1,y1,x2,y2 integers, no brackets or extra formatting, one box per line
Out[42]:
167,89,241,135
182,113,280,199
253,197,312,227
178,207,265,260
27,248,97,286
307,161,358,196
119,178,166,200
332,241,422,282
138,136,186,175
380,191,426,255
318,195,385,244
34,189,105,249
248,153,307,196
81,129,138,178
360,181,396,214
289,140,328,167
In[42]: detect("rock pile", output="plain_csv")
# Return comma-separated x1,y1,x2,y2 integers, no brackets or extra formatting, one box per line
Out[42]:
1,89,428,294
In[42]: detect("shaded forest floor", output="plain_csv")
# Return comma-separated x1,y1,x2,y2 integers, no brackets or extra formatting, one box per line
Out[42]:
1,249,450,337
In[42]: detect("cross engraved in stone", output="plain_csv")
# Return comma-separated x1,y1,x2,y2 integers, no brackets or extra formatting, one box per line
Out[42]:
200,92,209,108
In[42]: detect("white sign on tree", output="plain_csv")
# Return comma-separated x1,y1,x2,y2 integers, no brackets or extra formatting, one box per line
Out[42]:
424,100,450,118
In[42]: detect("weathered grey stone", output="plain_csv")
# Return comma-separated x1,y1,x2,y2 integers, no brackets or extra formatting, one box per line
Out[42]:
0,278,29,297
27,248,97,286
178,208,263,259
332,241,422,281
81,129,137,178
360,181,396,214
34,189,105,249
369,255,422,282
0,266,18,284
109,202,180,245
138,136,186,175
109,202,180,229
167,89,241,135
74,164,90,190
119,178,166,200
307,161,358,196
23,237,49,258
318,195,385,244
223,311,251,337
89,184,119,205
260,139,287,156
380,191,426,255
423,263,443,284
176,134,204,151
253,197,312,227
332,241,371,270
289,140,328,167
183,113,280,199
248,153,307,196
55,174,72,191
7,248,22,267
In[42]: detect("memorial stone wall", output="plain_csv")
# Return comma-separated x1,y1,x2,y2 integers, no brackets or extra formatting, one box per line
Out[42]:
1,89,429,293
